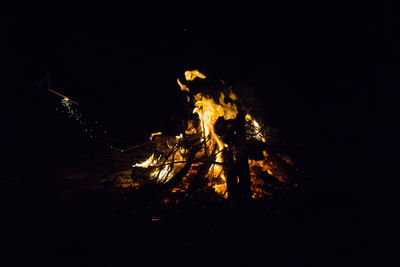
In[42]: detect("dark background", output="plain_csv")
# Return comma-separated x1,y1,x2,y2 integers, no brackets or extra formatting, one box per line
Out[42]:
0,2,395,266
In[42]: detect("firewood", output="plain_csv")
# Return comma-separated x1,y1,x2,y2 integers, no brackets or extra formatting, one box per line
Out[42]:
149,147,198,205
223,148,238,203
234,112,252,203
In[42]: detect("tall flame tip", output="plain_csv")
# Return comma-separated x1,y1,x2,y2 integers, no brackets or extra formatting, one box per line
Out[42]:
184,70,206,81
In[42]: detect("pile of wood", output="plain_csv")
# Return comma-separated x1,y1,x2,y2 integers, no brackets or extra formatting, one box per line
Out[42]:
127,71,300,208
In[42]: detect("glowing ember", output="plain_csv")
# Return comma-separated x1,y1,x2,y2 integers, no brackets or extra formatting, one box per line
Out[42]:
151,216,161,222
116,182,140,188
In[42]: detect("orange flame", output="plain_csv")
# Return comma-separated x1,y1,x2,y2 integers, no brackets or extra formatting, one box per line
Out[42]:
177,78,189,92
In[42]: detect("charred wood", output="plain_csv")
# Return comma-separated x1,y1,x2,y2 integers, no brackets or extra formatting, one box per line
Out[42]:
234,112,252,204
223,148,239,205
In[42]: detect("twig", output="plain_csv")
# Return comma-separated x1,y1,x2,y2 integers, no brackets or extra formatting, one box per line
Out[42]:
149,146,198,205
164,154,175,182
248,126,265,137
103,141,151,153
156,144,178,181
140,159,226,171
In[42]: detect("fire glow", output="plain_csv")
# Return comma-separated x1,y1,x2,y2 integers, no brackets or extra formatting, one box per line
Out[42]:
132,70,297,200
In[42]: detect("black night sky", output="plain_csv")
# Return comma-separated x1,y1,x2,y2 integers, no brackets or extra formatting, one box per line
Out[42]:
0,3,395,266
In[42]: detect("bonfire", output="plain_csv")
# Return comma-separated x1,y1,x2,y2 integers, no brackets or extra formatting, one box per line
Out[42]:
128,70,299,207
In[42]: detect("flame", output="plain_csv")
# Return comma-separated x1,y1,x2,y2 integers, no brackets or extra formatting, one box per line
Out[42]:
213,183,228,198
151,163,171,181
149,132,162,141
133,153,157,168
177,78,189,92
228,91,237,101
193,92,238,151
177,69,205,91
185,121,197,135
192,92,238,195
184,70,206,81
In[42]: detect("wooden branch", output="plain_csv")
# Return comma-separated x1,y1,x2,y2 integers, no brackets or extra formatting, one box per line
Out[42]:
150,147,197,205
185,160,211,196
156,143,178,181
186,144,218,195
247,140,299,184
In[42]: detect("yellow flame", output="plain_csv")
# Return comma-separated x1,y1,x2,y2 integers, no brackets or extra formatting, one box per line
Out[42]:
193,92,238,153
192,92,238,195
185,121,197,135
184,70,206,81
177,78,189,92
133,153,156,168
228,91,237,101
245,114,266,143
150,164,171,181
149,132,162,141
213,183,228,198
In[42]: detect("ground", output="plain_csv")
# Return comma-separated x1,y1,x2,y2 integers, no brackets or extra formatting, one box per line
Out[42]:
2,138,363,266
